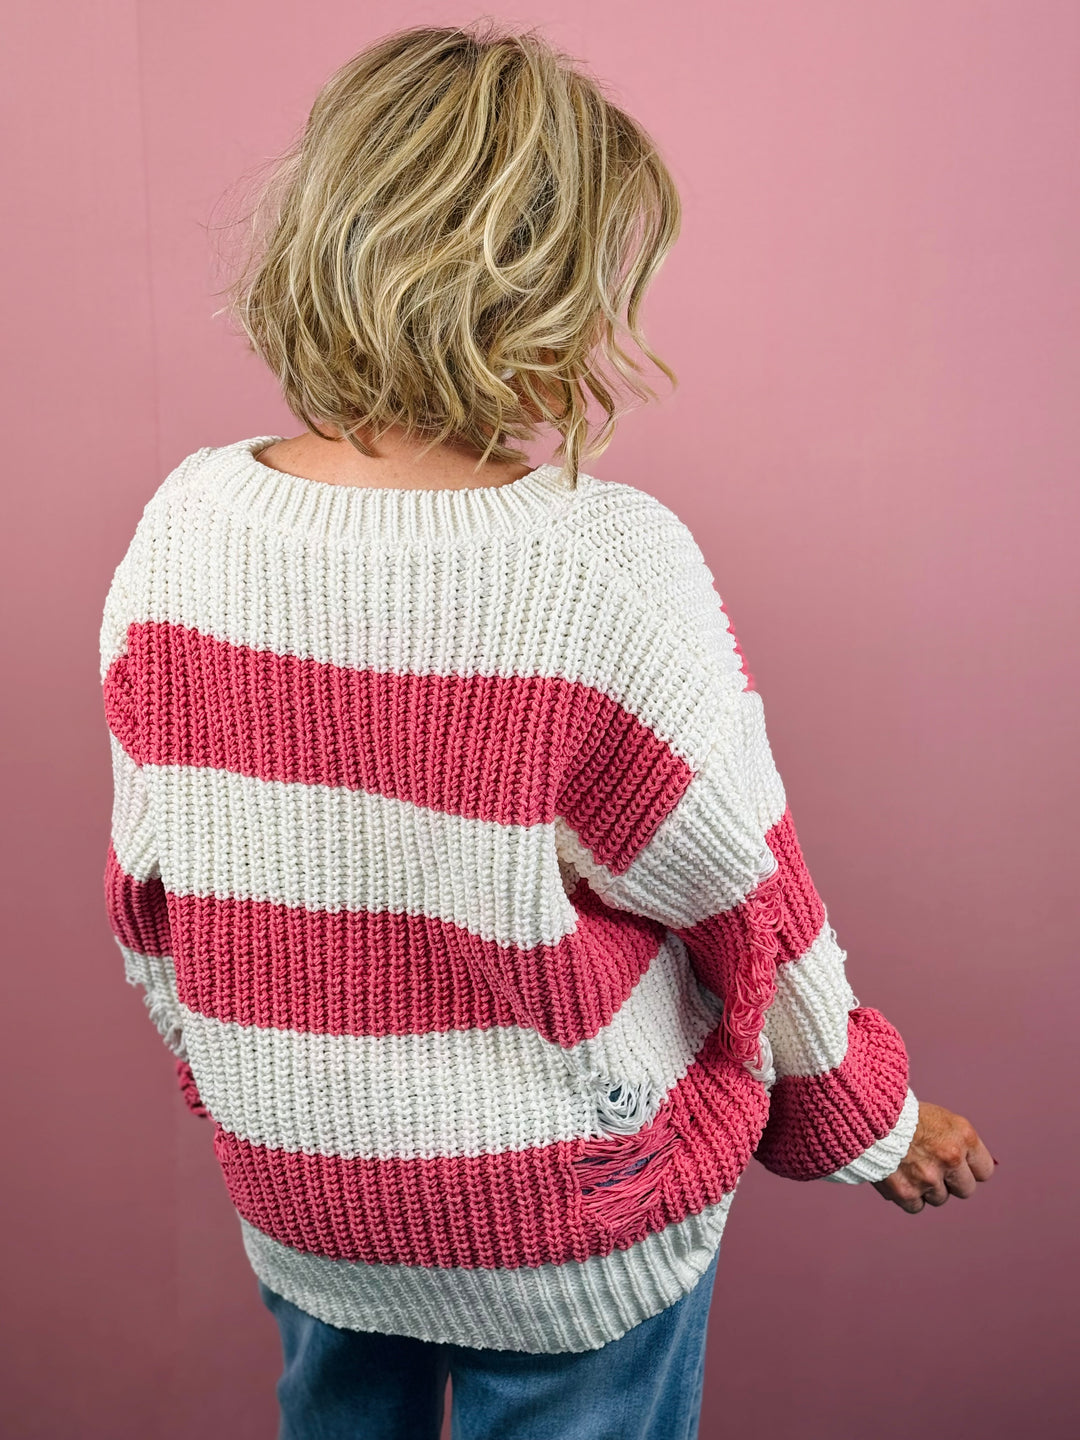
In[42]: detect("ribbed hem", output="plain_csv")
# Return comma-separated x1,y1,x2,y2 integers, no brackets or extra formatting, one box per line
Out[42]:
239,1189,736,1353
191,436,582,545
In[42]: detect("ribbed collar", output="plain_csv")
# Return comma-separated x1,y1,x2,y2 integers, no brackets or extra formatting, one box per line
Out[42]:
194,435,582,545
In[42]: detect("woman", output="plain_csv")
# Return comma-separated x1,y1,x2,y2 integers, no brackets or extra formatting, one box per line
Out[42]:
100,21,994,1439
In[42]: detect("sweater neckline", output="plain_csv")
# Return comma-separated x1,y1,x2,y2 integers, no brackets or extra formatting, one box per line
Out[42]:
199,435,578,544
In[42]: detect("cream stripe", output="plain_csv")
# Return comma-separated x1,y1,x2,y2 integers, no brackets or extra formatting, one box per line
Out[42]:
240,1190,736,1352
109,735,158,882
148,764,575,950
763,918,858,1077
178,933,721,1158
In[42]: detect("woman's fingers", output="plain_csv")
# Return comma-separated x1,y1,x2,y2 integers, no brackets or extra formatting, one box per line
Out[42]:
879,1154,979,1209
873,1174,929,1212
967,1135,996,1182
943,1158,978,1199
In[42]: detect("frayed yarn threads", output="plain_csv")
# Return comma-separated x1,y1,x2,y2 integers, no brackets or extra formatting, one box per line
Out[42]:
569,851,789,1237
724,856,786,1078
744,1029,775,1088
571,1074,681,1232
573,1107,680,1232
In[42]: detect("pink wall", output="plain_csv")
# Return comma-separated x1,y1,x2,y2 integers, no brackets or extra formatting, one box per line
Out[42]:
2,3,1076,1435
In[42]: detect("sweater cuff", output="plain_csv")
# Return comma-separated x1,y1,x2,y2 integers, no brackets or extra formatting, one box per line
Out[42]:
823,1087,919,1184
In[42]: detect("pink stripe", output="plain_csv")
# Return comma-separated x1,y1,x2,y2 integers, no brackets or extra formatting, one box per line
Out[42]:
675,806,825,1001
171,879,666,1046
753,1007,910,1180
555,695,696,874
104,842,171,956
104,623,692,861
211,1027,769,1267
175,1059,210,1117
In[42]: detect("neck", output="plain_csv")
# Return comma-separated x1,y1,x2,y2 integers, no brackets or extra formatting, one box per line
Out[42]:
262,424,541,492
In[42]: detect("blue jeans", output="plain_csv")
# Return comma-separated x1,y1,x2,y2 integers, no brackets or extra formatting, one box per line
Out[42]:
257,1247,720,1440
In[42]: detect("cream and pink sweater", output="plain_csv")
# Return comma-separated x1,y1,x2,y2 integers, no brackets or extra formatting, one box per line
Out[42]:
100,435,918,1352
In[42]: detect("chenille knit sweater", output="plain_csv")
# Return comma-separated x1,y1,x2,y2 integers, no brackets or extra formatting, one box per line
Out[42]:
100,434,918,1353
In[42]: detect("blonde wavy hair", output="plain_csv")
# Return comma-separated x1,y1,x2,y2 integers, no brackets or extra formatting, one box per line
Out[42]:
213,20,681,485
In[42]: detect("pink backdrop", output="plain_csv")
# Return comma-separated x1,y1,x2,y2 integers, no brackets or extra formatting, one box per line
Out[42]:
2,3,1076,1436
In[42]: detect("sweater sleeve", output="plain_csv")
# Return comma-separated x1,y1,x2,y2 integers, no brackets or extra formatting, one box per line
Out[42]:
554,491,918,1184
100,534,209,1119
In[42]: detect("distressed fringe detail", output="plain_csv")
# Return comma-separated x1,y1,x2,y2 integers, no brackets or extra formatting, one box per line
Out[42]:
724,854,786,1075
567,849,789,1233
140,989,188,1060
124,963,188,1058
572,1100,681,1232
584,1073,662,1134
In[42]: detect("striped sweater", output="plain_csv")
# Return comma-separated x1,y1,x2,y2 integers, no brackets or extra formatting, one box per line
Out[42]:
100,434,918,1353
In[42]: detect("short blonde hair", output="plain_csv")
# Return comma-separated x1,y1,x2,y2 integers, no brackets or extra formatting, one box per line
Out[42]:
214,21,681,484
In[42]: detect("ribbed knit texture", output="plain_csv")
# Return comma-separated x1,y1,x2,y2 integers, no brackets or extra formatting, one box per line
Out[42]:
100,436,918,1352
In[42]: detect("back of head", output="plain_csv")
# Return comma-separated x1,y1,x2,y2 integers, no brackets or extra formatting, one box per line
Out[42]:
216,21,682,485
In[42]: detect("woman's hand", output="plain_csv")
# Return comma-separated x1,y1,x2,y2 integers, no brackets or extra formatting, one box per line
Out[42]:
873,1101,996,1213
